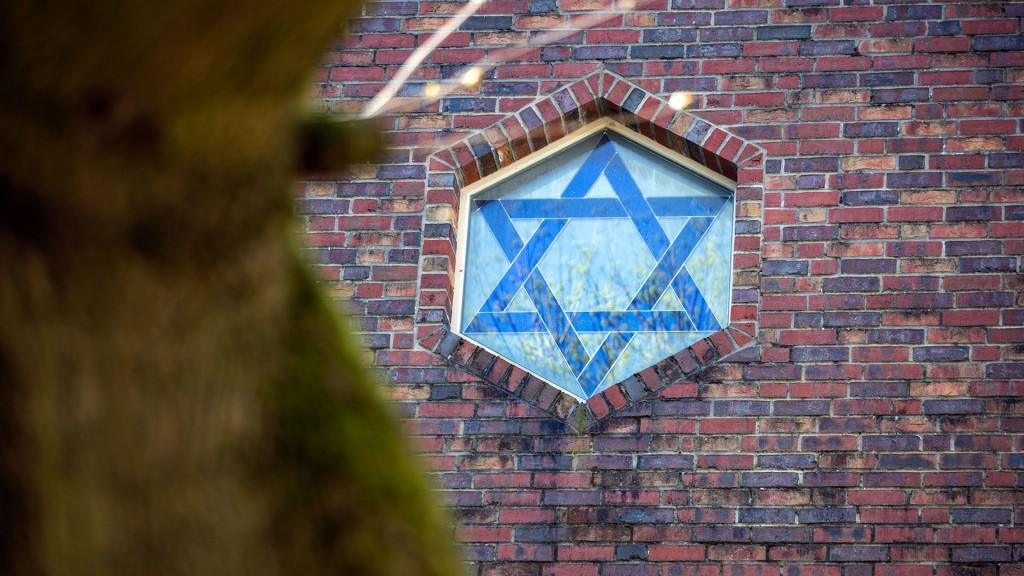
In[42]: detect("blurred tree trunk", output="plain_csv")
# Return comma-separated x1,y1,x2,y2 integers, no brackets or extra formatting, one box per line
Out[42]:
0,2,457,576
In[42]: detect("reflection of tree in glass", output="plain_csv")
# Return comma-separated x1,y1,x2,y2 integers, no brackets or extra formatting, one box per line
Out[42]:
683,204,733,326
543,219,655,314
515,334,570,382
460,213,515,320
461,185,733,397
536,218,659,385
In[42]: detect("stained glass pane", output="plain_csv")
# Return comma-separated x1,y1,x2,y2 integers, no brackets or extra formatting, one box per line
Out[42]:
458,129,734,400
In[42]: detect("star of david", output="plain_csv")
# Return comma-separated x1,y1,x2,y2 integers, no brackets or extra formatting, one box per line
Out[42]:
463,134,729,398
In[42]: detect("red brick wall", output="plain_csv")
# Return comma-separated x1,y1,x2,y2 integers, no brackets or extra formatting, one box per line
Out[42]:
299,1,1024,573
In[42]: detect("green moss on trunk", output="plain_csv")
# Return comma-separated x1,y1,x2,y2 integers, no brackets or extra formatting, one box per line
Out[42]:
0,2,458,575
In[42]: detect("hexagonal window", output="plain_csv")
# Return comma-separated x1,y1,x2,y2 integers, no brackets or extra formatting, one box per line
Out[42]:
452,119,736,400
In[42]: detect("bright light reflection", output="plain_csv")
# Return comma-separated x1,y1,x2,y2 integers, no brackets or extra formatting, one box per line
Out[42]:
461,67,483,87
668,91,693,110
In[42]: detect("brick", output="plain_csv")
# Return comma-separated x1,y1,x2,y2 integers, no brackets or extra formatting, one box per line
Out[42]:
648,545,705,561
951,546,1012,563
741,472,800,487
922,400,985,415
828,546,887,562
799,507,856,523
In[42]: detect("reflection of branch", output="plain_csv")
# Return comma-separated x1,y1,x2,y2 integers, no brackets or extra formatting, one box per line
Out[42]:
367,12,621,118
359,1,660,120
361,0,487,118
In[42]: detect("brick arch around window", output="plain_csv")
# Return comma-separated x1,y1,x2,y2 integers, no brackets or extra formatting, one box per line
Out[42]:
417,69,765,431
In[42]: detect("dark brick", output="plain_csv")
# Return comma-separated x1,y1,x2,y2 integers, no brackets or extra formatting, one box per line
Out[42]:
390,367,447,384
886,5,941,20
898,155,926,170
841,190,899,206
863,435,919,451
351,17,400,32
790,347,848,362
987,363,1024,378
866,329,925,345
642,28,698,43
519,454,572,470
947,206,1000,221
823,277,880,292
844,122,899,138
715,10,768,24
296,198,350,214
772,400,831,416
872,88,930,104
974,36,1024,51
950,508,1012,524
798,507,856,523
895,293,953,309
630,44,688,59
923,400,985,415
960,257,1016,273
962,289,1011,307
714,400,770,416
462,15,513,30
483,82,538,96
785,157,840,172
862,72,915,88
793,312,822,328
803,74,857,89
763,260,809,275
528,0,556,12
912,346,969,362
605,566,658,576
378,164,426,180
739,507,796,523
514,525,571,542
951,546,1012,563
622,88,645,112
442,97,496,113
990,153,1024,169
823,312,881,327
367,298,415,316
574,46,629,60
887,171,943,188
927,20,960,36
841,258,896,274
757,453,816,468
878,454,934,469
946,240,1002,256
654,401,711,416
783,225,840,241
751,527,809,543
741,472,800,487
798,40,856,55
429,384,462,400
687,43,743,58
614,544,648,561
829,546,888,562
638,454,695,469
693,525,749,542
949,171,1000,186
744,364,802,380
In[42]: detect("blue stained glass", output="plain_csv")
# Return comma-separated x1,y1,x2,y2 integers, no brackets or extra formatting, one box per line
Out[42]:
479,219,566,313
537,218,654,313
470,332,586,399
459,129,734,400
686,198,734,327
